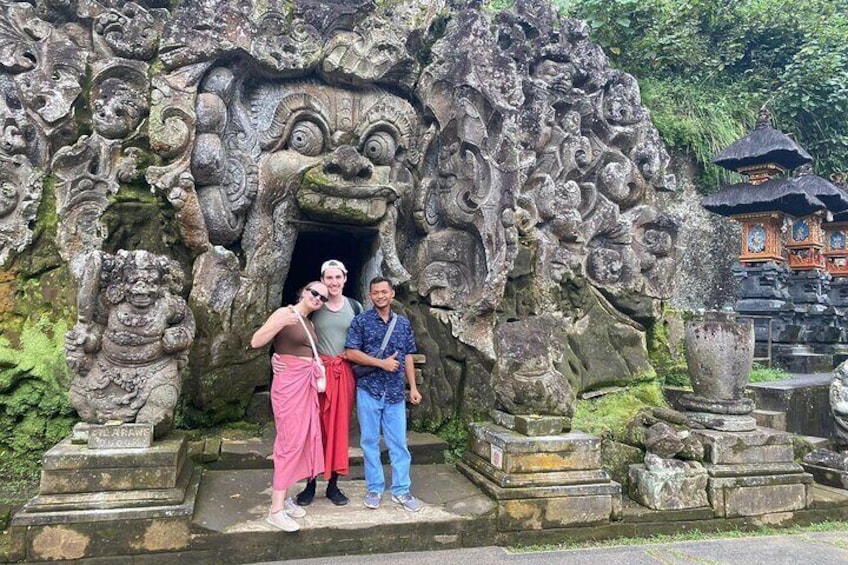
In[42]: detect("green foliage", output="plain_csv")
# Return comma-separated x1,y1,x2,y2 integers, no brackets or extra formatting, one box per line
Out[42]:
748,362,791,383
559,0,848,188
572,381,667,441
485,0,516,11
0,317,76,480
411,417,470,463
639,79,748,191
437,418,470,463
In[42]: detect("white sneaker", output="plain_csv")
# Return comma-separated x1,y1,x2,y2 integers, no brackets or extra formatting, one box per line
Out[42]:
266,509,300,532
285,497,306,518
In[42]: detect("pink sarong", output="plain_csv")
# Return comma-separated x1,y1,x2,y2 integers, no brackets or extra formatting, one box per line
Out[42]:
270,353,324,491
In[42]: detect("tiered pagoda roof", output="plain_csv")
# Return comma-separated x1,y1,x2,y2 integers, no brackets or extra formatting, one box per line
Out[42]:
703,108,843,219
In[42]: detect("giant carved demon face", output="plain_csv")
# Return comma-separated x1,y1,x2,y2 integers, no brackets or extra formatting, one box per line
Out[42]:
258,82,418,226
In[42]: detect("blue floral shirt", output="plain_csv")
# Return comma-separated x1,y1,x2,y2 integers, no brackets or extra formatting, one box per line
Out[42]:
345,309,417,404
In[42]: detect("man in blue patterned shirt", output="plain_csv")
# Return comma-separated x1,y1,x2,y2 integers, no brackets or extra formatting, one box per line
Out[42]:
345,276,423,512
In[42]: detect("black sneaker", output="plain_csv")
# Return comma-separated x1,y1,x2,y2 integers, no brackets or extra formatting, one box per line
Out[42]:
296,479,316,506
326,485,349,506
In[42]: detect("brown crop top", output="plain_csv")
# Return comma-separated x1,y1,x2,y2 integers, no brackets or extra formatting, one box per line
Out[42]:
272,312,318,358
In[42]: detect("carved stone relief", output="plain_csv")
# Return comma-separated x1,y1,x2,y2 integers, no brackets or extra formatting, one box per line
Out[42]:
2,0,681,425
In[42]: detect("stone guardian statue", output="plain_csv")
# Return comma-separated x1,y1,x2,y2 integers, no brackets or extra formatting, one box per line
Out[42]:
65,250,195,438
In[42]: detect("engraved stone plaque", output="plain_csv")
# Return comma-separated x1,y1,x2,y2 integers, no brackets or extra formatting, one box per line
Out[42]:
87,423,154,449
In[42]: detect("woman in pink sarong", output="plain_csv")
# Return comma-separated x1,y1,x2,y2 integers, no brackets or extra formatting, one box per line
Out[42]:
250,282,329,532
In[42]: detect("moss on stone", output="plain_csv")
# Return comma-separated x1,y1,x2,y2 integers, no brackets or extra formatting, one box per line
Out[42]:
647,311,690,388
0,316,76,480
572,381,668,441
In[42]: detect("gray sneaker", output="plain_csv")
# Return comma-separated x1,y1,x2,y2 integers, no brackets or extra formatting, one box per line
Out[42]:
391,492,423,512
285,497,306,518
363,491,382,509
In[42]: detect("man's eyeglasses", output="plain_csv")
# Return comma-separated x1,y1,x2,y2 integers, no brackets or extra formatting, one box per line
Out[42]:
307,288,329,303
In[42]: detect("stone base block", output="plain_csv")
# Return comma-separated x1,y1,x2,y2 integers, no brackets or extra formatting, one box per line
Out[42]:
685,412,757,432
491,410,570,436
10,478,197,562
752,409,786,431
38,436,187,494
692,427,795,465
467,422,600,474
746,373,833,438
708,472,813,517
457,461,621,531
629,461,709,511
704,461,805,477
463,451,610,488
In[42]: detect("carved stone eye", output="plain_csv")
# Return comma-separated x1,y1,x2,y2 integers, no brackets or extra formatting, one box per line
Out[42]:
288,120,324,156
362,131,396,165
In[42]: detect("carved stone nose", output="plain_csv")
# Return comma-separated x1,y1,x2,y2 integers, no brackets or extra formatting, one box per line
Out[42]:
323,145,372,180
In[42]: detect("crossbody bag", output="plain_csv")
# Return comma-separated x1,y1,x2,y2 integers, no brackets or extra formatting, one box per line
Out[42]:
293,308,327,393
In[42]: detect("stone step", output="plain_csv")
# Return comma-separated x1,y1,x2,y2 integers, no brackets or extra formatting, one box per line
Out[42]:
752,408,787,431
202,430,448,471
746,373,834,438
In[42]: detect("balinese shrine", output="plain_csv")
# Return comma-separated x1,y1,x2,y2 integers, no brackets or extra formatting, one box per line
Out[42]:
702,109,848,372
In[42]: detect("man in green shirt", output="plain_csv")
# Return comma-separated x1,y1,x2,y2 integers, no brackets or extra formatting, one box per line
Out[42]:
296,259,362,506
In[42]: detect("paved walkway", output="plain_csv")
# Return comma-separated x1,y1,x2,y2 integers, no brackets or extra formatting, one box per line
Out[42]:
253,529,848,565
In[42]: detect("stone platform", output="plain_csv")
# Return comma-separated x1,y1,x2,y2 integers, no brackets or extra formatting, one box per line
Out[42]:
693,427,814,517
6,431,848,563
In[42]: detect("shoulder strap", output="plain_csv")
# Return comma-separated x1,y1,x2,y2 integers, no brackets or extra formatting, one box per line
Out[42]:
293,308,320,362
377,313,398,356
347,296,362,315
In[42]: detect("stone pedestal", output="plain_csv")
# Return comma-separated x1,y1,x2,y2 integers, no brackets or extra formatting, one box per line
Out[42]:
457,421,621,531
10,427,200,562
691,427,813,517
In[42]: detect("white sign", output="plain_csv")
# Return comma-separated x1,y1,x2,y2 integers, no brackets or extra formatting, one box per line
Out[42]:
490,444,503,469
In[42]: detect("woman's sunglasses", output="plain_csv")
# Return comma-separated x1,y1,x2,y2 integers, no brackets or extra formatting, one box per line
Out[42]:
307,288,329,303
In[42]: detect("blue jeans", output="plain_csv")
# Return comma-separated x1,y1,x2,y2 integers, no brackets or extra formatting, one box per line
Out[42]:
356,387,411,496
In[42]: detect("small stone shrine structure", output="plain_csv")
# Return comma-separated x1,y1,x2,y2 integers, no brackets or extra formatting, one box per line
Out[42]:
11,250,199,559
702,110,848,372
629,312,813,516
458,315,622,531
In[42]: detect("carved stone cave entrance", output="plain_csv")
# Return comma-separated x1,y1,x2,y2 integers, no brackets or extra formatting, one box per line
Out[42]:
280,221,378,306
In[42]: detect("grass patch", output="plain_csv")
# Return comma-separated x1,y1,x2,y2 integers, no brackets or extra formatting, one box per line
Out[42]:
749,363,792,383
572,381,667,441
509,520,848,553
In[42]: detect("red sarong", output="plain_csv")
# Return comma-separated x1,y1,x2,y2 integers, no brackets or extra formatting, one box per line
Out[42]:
270,354,324,490
319,354,355,477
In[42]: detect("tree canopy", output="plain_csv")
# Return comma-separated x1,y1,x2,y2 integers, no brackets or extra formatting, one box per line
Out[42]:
557,0,848,190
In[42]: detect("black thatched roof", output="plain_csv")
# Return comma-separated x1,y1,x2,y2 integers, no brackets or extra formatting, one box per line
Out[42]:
791,171,848,214
702,177,826,217
712,123,812,172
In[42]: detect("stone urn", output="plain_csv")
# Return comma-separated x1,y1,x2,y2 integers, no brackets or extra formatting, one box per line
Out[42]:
685,312,754,401
679,312,756,429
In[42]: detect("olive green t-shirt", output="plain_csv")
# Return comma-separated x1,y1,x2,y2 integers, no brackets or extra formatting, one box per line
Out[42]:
311,298,357,356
